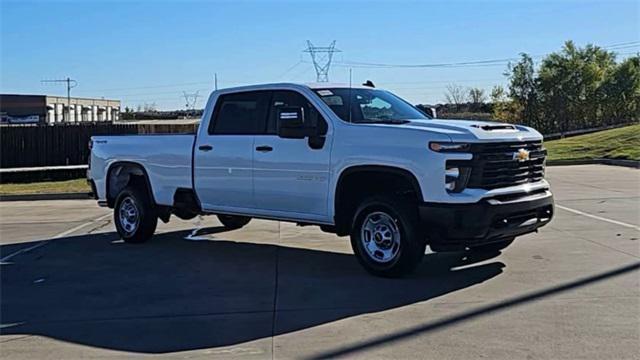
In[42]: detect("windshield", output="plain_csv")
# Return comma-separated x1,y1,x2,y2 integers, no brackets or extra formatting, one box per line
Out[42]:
313,88,430,123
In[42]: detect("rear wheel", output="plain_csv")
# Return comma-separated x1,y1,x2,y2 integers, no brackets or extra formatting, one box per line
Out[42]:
217,215,251,229
350,196,425,277
469,238,515,253
114,186,158,243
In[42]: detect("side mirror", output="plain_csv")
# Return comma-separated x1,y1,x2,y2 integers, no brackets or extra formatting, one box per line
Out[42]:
277,107,316,139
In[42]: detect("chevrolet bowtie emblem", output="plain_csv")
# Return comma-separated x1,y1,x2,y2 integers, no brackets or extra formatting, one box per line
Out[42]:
514,148,530,162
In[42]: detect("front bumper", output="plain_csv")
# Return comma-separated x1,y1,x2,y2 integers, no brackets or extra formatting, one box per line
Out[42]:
420,189,553,251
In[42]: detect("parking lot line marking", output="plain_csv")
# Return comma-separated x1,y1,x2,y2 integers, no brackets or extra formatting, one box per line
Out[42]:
556,204,640,231
51,213,112,239
0,213,111,263
0,242,48,263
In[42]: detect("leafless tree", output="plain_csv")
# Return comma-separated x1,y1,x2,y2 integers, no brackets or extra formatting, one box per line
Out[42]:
444,84,468,108
143,102,158,112
468,87,487,105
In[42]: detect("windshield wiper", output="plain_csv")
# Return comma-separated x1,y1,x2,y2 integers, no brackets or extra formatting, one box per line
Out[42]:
355,119,410,125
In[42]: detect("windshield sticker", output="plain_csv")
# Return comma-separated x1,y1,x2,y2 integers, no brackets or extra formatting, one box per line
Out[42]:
317,90,333,96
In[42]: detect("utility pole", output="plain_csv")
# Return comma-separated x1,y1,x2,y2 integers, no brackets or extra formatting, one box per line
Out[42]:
304,40,341,82
41,77,78,122
214,73,218,90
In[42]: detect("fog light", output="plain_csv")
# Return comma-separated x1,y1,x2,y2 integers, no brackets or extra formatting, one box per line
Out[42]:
445,167,459,190
444,165,471,193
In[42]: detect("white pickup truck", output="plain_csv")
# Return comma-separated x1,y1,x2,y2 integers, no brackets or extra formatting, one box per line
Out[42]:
88,82,553,277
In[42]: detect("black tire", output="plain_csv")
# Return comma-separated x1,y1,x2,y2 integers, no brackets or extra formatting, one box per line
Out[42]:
350,195,426,277
470,238,515,253
217,215,251,229
114,186,158,243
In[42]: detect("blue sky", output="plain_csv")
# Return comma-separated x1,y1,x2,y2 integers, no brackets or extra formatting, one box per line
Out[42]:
1,0,638,110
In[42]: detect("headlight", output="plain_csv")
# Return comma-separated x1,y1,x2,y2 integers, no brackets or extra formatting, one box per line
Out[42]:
429,142,470,152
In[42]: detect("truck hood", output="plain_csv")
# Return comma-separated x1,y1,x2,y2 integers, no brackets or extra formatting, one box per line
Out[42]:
399,119,543,142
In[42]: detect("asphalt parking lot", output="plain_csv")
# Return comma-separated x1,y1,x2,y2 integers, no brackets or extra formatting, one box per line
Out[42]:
0,164,638,359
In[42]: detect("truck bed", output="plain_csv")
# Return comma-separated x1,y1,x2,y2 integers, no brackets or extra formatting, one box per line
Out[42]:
89,134,195,206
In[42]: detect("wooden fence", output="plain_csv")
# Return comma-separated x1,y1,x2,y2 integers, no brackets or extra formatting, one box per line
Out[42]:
0,123,197,169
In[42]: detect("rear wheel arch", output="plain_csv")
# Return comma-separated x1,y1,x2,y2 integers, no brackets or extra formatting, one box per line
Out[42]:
106,161,155,208
333,165,423,236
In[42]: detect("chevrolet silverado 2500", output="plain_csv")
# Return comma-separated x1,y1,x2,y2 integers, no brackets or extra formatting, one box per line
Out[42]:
88,83,554,277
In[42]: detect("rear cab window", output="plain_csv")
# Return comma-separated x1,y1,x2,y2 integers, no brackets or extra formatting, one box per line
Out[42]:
209,91,270,135
209,89,328,136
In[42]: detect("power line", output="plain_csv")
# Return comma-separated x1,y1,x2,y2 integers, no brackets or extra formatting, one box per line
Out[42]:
92,81,212,93
605,44,640,51
123,97,185,103
290,63,314,81
41,77,77,122
326,61,510,69
87,88,207,98
335,57,516,69
602,41,640,48
378,77,504,85
326,41,639,70
276,59,304,80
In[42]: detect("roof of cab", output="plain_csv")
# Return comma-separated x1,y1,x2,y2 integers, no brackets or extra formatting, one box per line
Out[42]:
212,82,375,94
304,82,372,90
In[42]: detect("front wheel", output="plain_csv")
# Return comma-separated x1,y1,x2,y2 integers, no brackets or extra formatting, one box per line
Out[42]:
350,196,426,277
217,215,251,229
114,186,158,243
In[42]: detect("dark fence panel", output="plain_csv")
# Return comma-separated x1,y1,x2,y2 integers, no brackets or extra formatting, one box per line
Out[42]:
0,123,197,169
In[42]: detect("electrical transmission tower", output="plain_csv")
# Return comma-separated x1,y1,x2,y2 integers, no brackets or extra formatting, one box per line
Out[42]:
183,91,200,118
304,40,341,82
41,77,77,122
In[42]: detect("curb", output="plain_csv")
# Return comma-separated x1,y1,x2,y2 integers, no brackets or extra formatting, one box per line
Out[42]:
547,159,640,168
0,192,91,202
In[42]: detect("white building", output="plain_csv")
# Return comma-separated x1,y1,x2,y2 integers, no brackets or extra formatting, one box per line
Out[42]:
0,94,120,124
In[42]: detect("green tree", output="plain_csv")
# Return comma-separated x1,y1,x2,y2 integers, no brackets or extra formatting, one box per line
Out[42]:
490,85,519,122
599,55,640,123
505,53,538,128
537,41,616,134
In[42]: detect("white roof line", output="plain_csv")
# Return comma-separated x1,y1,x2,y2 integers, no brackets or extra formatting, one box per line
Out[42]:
213,82,377,94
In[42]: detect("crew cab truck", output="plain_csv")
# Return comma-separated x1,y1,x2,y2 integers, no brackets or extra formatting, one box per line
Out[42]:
88,83,554,277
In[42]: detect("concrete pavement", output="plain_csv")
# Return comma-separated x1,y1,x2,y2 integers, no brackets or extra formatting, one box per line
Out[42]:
0,165,638,359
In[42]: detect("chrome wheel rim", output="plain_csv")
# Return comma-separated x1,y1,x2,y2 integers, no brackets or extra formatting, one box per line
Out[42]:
360,211,401,263
118,196,139,236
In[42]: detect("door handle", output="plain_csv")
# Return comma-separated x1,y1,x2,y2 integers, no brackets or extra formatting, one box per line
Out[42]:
255,145,273,152
198,145,213,152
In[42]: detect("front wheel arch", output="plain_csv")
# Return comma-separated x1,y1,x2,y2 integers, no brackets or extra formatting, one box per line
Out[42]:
334,165,423,236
